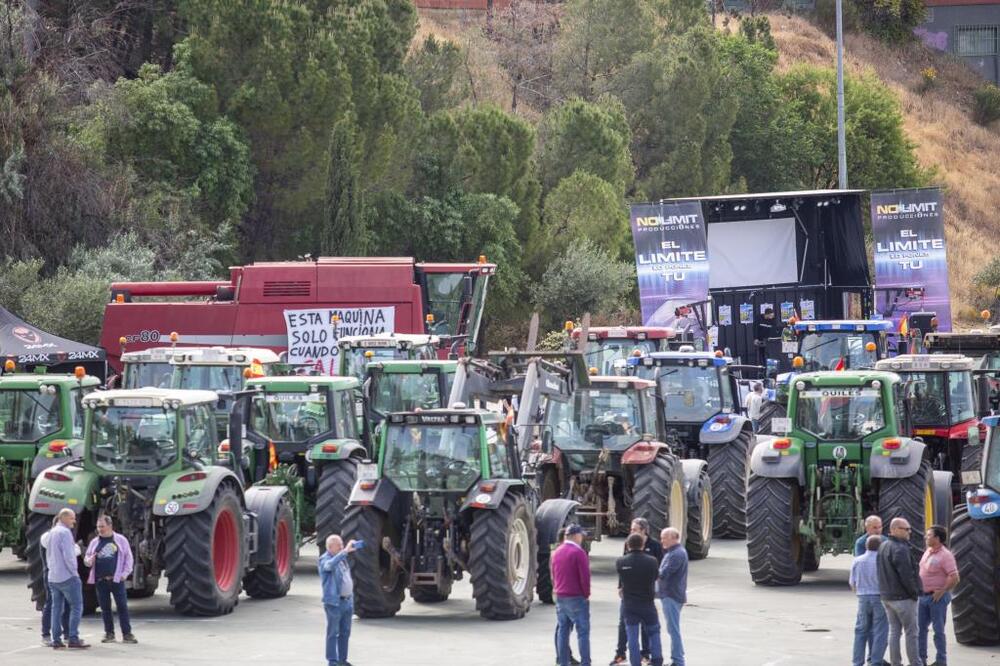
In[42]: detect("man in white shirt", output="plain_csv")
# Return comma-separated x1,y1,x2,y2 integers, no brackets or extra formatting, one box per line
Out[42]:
743,383,764,433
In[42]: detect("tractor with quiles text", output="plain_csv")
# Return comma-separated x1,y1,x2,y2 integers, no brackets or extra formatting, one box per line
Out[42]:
341,406,577,620
0,365,99,566
628,350,754,539
949,413,1000,645
26,387,299,615
746,370,951,585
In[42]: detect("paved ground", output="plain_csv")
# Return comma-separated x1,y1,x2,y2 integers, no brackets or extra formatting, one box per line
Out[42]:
0,538,995,666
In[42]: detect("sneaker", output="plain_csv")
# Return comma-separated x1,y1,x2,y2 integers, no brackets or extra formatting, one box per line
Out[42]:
102,634,116,643
610,657,627,666
67,640,90,649
570,657,581,666
41,637,52,647
123,634,138,644
51,642,66,650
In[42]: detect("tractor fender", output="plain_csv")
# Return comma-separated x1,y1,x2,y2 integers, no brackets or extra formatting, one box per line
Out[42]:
680,459,709,496
749,435,805,485
30,439,84,478
28,468,99,515
535,498,579,550
348,477,398,513
699,415,751,445
308,438,366,464
244,485,292,567
459,479,525,511
869,439,926,479
152,467,243,517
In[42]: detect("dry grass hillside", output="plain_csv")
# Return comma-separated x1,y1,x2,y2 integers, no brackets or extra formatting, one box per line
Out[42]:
414,9,1000,324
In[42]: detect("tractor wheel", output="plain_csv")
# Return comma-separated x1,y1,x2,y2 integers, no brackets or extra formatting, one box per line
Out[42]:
25,512,50,610
746,475,804,586
315,459,358,555
756,401,786,436
932,470,954,538
950,504,1000,645
878,460,935,552
535,504,577,605
244,497,296,599
469,492,537,620
164,485,247,616
684,465,713,561
410,576,453,604
960,440,984,491
127,576,159,599
632,453,686,541
341,505,405,618
706,428,752,538
803,544,821,572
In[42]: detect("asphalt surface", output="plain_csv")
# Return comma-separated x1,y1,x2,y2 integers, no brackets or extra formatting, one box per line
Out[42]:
0,538,995,666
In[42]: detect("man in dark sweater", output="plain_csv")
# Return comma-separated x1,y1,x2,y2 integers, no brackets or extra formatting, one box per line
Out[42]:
754,308,777,365
610,518,662,665
616,533,663,666
878,517,921,666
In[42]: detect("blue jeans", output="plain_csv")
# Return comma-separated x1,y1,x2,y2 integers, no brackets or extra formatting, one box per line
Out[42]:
625,603,662,666
41,581,70,640
918,592,951,666
50,578,83,643
324,599,353,665
556,596,590,666
96,580,132,636
660,597,685,666
853,594,888,666
617,601,650,658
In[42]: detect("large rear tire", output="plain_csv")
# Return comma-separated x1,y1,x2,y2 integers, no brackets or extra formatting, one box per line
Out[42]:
684,465,713,560
960,439,984,492
315,459,358,555
244,497,296,599
25,512,50,610
164,485,247,616
756,401,786,436
747,475,804,586
469,492,537,620
950,504,1000,645
706,428,752,538
341,505,406,618
632,453,686,541
879,460,935,552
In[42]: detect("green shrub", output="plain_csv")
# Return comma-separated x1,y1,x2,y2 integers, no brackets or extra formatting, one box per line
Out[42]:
973,83,1000,126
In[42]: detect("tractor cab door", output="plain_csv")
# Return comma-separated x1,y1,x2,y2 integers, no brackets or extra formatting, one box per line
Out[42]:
985,427,1000,493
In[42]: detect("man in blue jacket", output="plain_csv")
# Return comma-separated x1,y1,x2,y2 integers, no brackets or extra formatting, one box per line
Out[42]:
320,534,359,666
657,527,688,666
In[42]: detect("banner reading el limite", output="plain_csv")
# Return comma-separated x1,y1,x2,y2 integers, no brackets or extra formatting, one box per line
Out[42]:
630,202,710,326
870,187,951,332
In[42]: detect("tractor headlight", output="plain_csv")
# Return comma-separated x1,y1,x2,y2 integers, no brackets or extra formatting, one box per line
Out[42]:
872,380,881,389
795,381,806,391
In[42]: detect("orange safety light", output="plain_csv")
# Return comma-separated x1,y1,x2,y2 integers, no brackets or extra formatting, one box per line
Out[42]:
714,350,724,358
478,255,487,264
982,309,992,321
588,367,598,376
865,342,877,353
169,331,179,343
115,294,125,303
3,359,14,372
792,356,804,369
74,366,86,380
564,321,575,332
243,368,253,379
632,349,643,357
426,314,435,325
268,441,278,471
364,350,374,359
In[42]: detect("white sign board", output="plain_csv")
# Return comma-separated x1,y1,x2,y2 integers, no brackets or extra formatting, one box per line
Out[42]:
283,307,395,375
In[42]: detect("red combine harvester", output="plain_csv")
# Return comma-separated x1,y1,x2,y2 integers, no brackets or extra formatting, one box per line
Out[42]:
100,257,496,374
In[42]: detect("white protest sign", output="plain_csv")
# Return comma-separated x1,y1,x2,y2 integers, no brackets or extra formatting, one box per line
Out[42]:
283,307,395,374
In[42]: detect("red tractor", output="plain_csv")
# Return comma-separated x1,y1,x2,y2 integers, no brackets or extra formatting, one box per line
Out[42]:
571,326,686,375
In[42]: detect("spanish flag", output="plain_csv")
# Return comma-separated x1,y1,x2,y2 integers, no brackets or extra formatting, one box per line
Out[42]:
898,315,909,338
248,358,266,378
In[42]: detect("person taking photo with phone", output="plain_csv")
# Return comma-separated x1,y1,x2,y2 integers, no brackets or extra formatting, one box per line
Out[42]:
320,534,361,666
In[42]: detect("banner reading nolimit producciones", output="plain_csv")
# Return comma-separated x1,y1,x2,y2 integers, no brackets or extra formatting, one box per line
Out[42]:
871,187,951,331
630,202,710,326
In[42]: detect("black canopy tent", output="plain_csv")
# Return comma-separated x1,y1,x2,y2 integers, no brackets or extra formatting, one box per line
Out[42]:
0,307,106,379
663,189,872,363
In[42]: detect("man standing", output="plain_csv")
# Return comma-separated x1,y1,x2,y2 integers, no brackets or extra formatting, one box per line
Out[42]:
47,508,88,649
851,535,888,666
610,518,663,665
320,534,359,666
754,308,777,365
918,525,959,666
657,527,688,666
878,518,920,666
617,533,663,666
39,516,69,647
83,515,136,644
552,524,591,666
743,383,764,433
855,515,885,556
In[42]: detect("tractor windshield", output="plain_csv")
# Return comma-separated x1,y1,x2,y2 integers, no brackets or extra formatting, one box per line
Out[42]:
904,372,975,426
986,428,1000,492
585,339,658,375
799,332,878,371
123,362,173,389
382,424,481,491
794,388,885,440
0,389,61,443
175,365,243,393
343,346,436,381
90,406,178,472
372,373,449,414
657,366,725,423
546,389,643,450
252,393,331,442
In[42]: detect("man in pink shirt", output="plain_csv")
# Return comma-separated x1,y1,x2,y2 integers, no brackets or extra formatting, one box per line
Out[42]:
551,524,591,666
918,525,960,666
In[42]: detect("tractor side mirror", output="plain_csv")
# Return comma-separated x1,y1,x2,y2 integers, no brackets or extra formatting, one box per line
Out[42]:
975,374,993,417
541,429,553,453
362,377,371,402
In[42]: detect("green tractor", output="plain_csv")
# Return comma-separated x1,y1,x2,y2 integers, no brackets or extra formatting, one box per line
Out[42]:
0,369,100,564
362,359,457,441
338,334,442,382
26,387,298,615
746,370,951,585
236,375,365,551
342,407,576,620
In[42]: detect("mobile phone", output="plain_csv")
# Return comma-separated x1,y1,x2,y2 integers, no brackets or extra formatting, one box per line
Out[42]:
353,540,366,550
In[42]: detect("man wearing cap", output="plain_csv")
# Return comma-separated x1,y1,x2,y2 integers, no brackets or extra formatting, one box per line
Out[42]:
552,524,591,666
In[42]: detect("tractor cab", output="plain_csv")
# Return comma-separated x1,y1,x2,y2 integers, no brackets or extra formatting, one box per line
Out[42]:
120,347,183,389
572,327,677,375
337,334,441,382
363,360,457,441
789,320,892,373
926,329,1000,371
628,351,739,428
543,377,658,456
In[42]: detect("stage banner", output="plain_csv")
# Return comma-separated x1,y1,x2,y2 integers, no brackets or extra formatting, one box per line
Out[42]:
871,187,951,332
630,202,710,326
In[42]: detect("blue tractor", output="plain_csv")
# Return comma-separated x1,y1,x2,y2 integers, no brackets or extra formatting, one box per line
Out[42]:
629,350,754,538
950,413,1000,645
